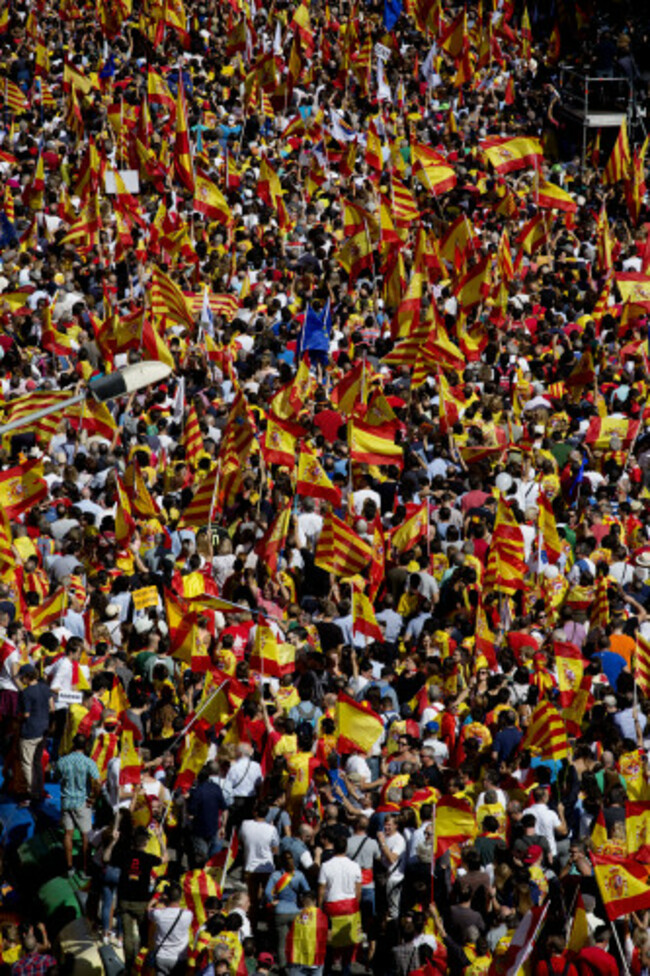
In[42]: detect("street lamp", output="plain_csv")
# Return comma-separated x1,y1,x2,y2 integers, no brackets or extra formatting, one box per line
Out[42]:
0,361,173,438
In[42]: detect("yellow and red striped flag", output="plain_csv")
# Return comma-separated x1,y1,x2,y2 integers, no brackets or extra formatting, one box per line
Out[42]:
636,636,650,701
520,701,570,761
536,179,577,213
181,463,219,529
603,117,631,185
349,420,403,469
538,493,562,564
2,78,28,114
411,142,456,195
150,265,194,330
182,404,204,469
256,503,292,575
315,511,373,578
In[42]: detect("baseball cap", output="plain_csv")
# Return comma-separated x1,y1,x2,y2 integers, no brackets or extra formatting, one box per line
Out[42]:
524,844,543,864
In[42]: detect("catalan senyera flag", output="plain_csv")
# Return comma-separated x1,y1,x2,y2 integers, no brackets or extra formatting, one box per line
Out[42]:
349,420,403,468
0,459,47,518
182,404,204,469
119,729,143,786
520,701,570,761
3,78,28,115
173,69,194,192
336,694,384,754
391,504,428,554
603,117,631,185
352,586,383,643
150,265,195,329
296,447,341,507
592,853,650,920
484,496,528,594
636,635,650,699
536,179,577,213
480,135,543,174
249,618,296,677
538,493,562,564
554,641,584,708
180,463,219,528
315,511,373,578
193,171,233,225
435,796,477,857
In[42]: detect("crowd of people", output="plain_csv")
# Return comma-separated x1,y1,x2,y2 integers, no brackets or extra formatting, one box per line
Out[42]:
0,0,650,973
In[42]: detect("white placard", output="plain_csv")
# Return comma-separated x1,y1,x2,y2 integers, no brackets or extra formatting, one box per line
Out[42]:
104,169,140,195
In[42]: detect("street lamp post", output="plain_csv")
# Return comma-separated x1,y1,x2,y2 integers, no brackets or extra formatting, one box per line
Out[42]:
0,362,173,438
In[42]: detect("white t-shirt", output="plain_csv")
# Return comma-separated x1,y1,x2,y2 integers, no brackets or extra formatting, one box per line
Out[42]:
150,906,193,966
318,855,362,904
239,819,279,873
383,832,406,882
345,754,371,783
0,647,19,692
528,802,561,857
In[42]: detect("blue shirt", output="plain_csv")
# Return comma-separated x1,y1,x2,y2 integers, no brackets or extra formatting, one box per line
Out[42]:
264,868,310,917
56,751,100,810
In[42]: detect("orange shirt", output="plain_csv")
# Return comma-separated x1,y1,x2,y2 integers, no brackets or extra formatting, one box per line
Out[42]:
609,632,635,667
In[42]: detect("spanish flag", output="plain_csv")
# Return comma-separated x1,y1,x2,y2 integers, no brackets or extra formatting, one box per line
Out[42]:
193,171,232,225
263,416,296,469
165,588,198,662
336,694,384,754
536,179,577,213
286,905,328,967
592,853,650,920
435,796,477,856
411,142,456,195
256,503,292,575
349,419,403,468
554,641,584,708
90,730,118,781
584,415,639,450
249,619,296,677
616,272,650,308
173,69,194,192
119,729,143,786
296,447,341,507
330,360,364,415
480,135,543,175
30,588,67,634
176,729,209,792
391,504,428,554
538,493,562,564
352,586,383,644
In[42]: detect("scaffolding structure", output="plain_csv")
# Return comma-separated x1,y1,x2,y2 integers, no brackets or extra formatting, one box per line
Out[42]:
557,68,647,169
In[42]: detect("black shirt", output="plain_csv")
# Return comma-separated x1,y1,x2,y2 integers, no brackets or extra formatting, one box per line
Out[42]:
118,850,161,902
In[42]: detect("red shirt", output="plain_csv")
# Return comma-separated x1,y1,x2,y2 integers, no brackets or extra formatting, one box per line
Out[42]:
576,946,618,976
534,957,578,976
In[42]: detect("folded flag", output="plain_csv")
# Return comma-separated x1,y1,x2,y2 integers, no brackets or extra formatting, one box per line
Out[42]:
336,693,384,754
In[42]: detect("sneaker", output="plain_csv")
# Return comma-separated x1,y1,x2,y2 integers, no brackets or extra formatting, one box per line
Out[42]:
67,868,75,878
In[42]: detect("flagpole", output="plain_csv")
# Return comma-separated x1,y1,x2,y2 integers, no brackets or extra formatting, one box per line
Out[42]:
219,829,236,895
208,459,221,537
611,922,633,976
167,679,229,754
430,805,436,903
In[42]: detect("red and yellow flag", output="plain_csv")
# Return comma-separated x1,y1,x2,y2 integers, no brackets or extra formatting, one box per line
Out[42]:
592,854,650,920
352,586,383,643
336,694,383,754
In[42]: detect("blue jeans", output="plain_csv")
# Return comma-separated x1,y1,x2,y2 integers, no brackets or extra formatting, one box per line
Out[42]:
101,865,121,934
